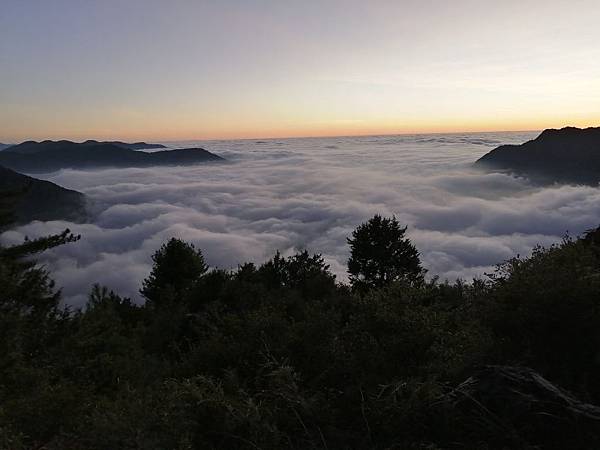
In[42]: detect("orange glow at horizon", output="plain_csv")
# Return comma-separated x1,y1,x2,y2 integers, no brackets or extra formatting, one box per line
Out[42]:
3,116,600,143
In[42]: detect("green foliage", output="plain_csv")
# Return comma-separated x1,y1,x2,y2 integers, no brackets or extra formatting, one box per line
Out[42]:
483,233,600,400
0,229,80,260
347,214,424,291
0,219,80,449
141,237,208,306
2,215,600,448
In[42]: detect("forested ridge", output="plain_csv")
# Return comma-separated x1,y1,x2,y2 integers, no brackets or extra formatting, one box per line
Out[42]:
1,208,600,449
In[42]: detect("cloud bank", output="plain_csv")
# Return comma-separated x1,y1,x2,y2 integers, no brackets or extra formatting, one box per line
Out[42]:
2,132,600,307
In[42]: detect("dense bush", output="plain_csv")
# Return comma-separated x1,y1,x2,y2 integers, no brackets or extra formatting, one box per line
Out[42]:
1,214,600,449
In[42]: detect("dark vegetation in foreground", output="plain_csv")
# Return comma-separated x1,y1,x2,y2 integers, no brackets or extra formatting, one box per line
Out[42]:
1,206,600,449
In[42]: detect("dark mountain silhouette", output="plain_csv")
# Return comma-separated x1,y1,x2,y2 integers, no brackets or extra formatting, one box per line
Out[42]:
7,140,166,155
475,127,600,184
0,166,86,225
0,143,13,151
82,140,167,150
0,140,224,173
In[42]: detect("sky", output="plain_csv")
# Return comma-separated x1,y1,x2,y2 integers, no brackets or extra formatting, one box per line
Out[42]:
1,0,600,141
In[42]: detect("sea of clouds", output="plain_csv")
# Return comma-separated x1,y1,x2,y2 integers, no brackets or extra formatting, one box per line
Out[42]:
3,131,600,307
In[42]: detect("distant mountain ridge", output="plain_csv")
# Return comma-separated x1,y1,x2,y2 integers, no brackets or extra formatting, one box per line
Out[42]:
0,143,13,151
475,127,600,184
0,140,224,173
8,140,166,155
83,140,167,150
0,165,87,225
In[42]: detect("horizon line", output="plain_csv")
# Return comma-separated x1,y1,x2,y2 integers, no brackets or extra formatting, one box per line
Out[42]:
159,128,543,143
1,128,549,145
6,123,600,144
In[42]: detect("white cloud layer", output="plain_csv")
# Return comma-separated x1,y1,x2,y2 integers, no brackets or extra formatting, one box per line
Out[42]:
2,132,600,307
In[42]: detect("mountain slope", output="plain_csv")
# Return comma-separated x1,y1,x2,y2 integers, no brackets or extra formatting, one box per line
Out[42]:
0,141,224,173
475,127,600,184
0,166,87,225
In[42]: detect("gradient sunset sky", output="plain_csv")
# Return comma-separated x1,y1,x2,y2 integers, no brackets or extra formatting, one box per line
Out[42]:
1,0,599,141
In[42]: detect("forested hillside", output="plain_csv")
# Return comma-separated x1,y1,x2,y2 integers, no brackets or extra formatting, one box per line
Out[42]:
0,166,86,225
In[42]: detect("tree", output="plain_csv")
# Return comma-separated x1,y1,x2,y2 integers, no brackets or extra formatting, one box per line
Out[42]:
256,250,336,298
347,215,424,291
140,238,208,305
0,216,80,315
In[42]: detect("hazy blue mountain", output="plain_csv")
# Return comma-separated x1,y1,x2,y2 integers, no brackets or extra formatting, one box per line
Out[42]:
475,127,600,184
0,140,224,173
0,143,13,151
0,165,87,225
